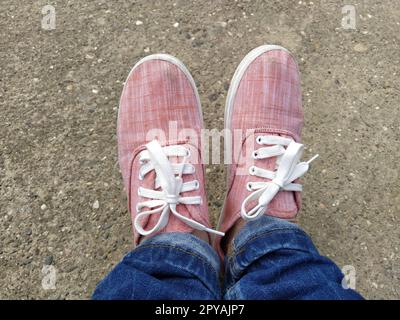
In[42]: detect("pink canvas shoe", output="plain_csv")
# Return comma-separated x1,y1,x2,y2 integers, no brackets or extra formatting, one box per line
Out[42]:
214,45,318,258
118,54,223,246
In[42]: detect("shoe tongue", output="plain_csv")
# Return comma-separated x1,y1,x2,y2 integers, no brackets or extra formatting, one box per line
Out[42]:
268,188,299,219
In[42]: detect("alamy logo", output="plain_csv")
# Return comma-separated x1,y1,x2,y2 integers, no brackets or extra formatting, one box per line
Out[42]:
41,5,56,30
41,265,57,290
341,265,356,290
341,5,356,30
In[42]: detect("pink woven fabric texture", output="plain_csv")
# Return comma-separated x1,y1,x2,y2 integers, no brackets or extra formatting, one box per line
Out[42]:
215,48,304,257
118,58,211,245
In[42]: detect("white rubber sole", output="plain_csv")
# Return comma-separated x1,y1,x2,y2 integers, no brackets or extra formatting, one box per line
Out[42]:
118,53,203,124
215,45,293,238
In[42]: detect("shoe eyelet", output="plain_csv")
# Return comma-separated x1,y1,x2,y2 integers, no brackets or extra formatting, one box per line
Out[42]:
249,166,256,175
252,151,259,159
185,149,191,157
256,136,262,144
247,182,253,191
194,180,200,189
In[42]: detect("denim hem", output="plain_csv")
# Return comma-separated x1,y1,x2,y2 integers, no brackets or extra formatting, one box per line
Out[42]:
138,232,220,271
136,232,221,295
226,215,319,281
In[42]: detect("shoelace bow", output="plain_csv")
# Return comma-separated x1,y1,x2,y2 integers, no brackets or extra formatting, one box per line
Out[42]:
135,140,224,237
241,135,318,221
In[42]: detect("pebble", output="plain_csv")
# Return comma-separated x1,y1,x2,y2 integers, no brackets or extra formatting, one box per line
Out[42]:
40,204,47,211
208,93,219,102
353,43,368,53
22,258,32,266
135,20,143,26
43,255,54,265
93,200,100,209
192,39,204,47
97,17,106,26
64,265,77,273
173,22,179,28
65,70,75,81
213,200,222,208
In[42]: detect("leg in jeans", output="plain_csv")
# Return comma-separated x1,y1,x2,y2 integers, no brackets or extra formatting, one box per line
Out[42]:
93,233,221,300
223,216,363,300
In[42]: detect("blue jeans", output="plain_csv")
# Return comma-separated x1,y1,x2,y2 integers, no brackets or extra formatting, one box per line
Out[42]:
92,216,363,300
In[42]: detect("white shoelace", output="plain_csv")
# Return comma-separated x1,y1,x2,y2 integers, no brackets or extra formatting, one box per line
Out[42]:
135,140,224,237
241,135,318,221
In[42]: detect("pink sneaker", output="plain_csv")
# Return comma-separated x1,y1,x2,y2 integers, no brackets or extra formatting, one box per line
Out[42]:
118,54,223,246
214,45,318,258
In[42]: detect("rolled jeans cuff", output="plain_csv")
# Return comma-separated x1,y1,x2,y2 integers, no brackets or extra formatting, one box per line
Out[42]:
138,232,221,295
225,215,318,286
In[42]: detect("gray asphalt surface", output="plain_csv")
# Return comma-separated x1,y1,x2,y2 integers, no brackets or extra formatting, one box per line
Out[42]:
1,0,399,299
